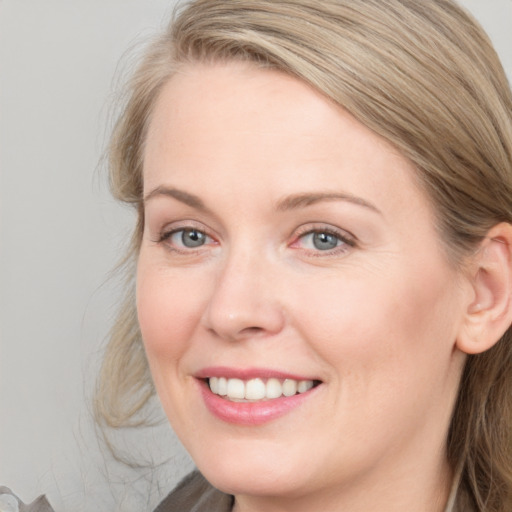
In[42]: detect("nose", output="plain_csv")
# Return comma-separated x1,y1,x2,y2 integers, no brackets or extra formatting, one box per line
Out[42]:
201,249,285,342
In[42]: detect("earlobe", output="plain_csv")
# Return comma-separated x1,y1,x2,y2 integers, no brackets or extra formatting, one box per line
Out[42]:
457,223,512,355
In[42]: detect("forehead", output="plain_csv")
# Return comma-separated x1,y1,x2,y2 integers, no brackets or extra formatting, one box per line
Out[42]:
144,62,354,165
143,62,431,223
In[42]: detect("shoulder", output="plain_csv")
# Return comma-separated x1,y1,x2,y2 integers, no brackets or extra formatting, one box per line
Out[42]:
154,471,233,512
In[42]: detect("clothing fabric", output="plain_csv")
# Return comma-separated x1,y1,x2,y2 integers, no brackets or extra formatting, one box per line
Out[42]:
0,487,53,512
154,471,233,512
152,469,474,512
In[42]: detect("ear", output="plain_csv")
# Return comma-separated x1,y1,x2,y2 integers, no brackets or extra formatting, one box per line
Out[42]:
456,222,512,355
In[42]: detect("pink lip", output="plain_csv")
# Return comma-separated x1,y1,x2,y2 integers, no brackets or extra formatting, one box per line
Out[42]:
195,367,321,426
195,366,315,381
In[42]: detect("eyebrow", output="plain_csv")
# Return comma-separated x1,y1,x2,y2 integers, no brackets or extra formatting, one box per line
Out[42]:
276,192,382,214
144,186,381,215
144,186,210,212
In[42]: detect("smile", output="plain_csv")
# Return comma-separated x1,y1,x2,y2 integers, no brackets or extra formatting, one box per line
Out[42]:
197,370,323,426
208,377,316,401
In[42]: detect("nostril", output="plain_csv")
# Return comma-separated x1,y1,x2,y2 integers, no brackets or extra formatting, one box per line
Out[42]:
240,326,265,336
206,324,266,342
202,292,285,340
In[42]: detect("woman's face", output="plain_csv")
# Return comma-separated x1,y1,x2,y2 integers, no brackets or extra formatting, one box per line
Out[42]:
138,62,468,505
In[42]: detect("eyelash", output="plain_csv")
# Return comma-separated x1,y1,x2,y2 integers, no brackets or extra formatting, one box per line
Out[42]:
154,224,356,257
290,225,356,257
155,225,217,254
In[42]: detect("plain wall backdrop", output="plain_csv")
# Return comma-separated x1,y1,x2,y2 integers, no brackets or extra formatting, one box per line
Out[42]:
1,1,511,510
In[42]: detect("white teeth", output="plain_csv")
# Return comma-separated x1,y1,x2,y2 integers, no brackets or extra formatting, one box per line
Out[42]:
208,377,316,401
245,378,266,400
298,380,314,393
227,378,245,399
266,378,283,399
218,377,228,396
282,379,298,397
209,376,219,394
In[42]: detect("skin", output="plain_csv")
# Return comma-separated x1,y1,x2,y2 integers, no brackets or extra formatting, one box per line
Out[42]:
137,62,472,512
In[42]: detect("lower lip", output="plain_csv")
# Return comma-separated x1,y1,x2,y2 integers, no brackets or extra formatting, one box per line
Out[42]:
198,380,319,426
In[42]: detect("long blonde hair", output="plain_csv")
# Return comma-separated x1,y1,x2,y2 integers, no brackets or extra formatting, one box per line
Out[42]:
96,1,512,509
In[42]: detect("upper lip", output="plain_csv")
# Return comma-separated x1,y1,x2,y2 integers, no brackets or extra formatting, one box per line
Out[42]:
195,366,320,382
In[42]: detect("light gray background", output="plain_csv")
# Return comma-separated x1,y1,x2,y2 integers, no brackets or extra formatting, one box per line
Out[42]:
1,1,511,511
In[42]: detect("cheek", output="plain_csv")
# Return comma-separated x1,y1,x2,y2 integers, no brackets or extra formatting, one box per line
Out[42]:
136,262,204,366
289,265,463,452
292,262,461,381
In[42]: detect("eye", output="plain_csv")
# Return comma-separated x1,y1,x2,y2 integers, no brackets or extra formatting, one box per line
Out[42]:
308,232,341,251
158,227,215,251
172,228,209,248
291,226,356,255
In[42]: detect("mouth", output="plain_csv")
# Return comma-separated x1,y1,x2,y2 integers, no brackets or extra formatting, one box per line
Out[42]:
196,369,323,425
206,376,322,402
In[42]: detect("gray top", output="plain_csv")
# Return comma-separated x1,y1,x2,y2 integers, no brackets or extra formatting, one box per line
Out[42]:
0,487,53,512
154,471,233,512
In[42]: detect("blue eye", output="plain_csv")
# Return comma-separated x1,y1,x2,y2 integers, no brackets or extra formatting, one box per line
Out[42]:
176,229,207,248
159,227,214,250
310,232,340,251
172,228,208,248
293,227,355,254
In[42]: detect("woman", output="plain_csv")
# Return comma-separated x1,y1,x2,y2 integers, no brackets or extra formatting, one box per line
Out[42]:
95,0,512,511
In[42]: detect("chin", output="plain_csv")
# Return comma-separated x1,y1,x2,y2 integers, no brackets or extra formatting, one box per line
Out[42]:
191,441,314,497
203,464,304,498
